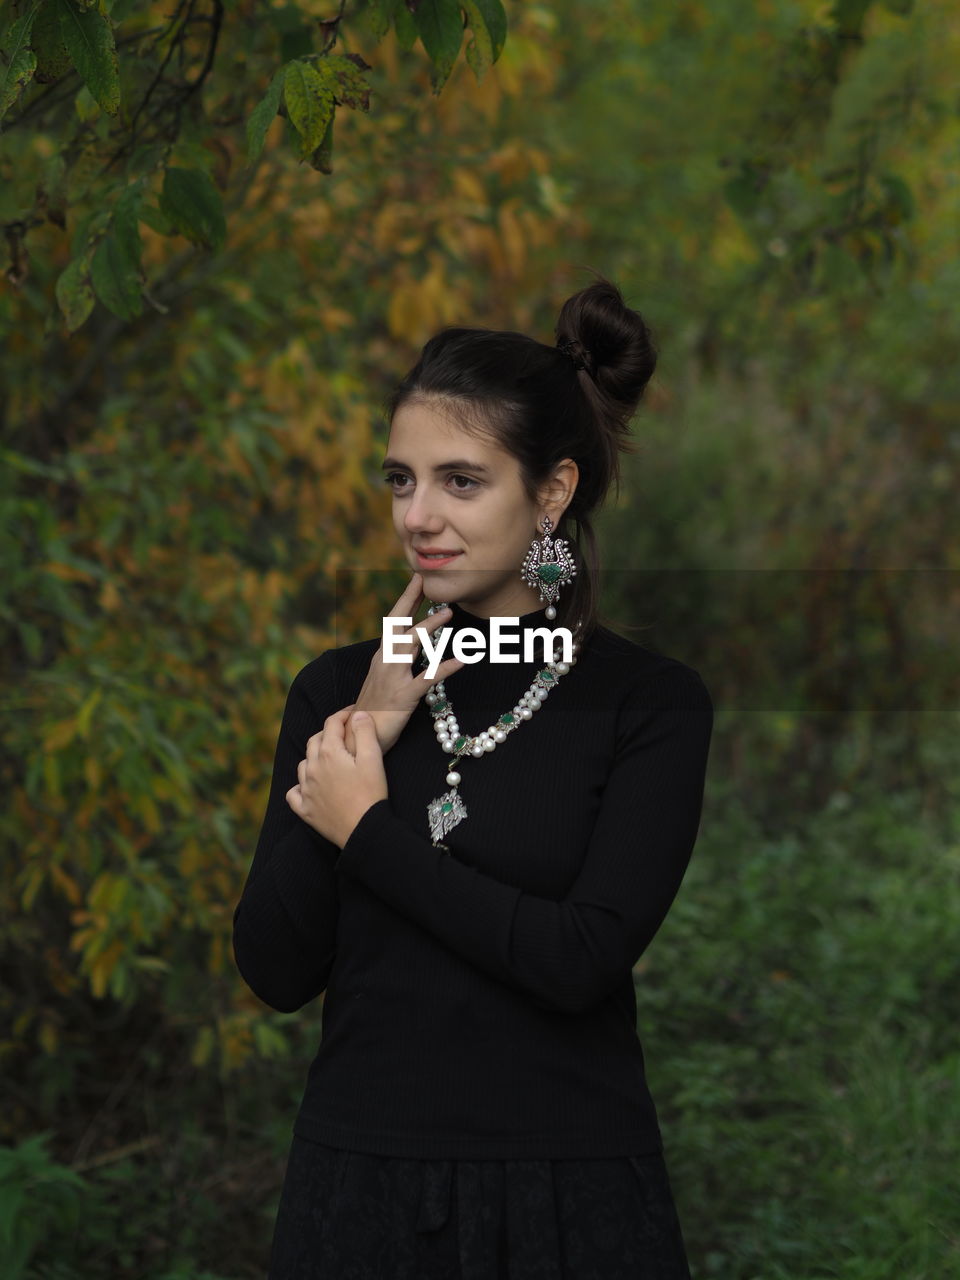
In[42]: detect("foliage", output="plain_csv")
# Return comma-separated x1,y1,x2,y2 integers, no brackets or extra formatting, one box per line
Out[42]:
0,1133,86,1280
0,0,577,1208
0,0,507,329
638,765,960,1277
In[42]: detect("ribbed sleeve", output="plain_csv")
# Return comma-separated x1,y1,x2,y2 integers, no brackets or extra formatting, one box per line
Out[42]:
232,654,341,1013
334,665,713,1015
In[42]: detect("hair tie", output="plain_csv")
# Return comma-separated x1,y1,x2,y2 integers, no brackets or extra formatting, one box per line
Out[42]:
557,339,593,375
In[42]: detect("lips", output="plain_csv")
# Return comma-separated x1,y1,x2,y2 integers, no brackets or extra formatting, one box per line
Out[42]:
415,550,463,567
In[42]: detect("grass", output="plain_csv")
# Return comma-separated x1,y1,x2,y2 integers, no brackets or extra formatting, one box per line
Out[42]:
639,745,960,1279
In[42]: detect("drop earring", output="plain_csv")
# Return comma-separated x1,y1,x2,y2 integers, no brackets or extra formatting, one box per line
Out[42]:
520,515,577,620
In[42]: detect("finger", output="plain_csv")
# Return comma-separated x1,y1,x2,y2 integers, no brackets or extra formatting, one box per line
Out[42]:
326,705,355,725
306,730,323,763
286,783,302,812
407,606,451,652
423,604,452,629
350,711,380,754
323,709,346,744
414,653,464,687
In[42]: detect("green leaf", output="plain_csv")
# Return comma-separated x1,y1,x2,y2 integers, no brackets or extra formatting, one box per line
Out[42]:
32,0,73,83
55,254,95,331
69,205,109,257
814,240,862,292
56,0,120,116
318,54,371,112
245,64,287,166
74,81,99,121
463,0,506,77
830,0,873,32
392,0,419,51
411,0,464,94
724,173,764,218
0,4,41,124
307,114,334,174
158,167,226,252
37,149,67,228
880,173,914,222
355,0,392,40
283,60,335,158
124,141,166,179
91,183,144,320
138,202,174,236
92,230,142,320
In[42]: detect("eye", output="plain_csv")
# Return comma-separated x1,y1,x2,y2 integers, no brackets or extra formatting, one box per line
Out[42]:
383,473,480,494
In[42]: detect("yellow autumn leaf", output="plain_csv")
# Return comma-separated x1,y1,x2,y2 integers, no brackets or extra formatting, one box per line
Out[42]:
43,717,78,752
498,202,526,276
42,561,96,583
387,279,428,340
13,1011,34,1038
88,872,115,911
191,1025,215,1068
89,939,124,1000
137,792,161,834
43,753,62,803
179,838,202,878
21,866,46,912
76,687,102,737
39,1020,59,1054
452,168,488,206
99,579,121,611
48,863,82,906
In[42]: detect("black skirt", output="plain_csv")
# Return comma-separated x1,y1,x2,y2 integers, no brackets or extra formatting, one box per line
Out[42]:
268,1133,692,1279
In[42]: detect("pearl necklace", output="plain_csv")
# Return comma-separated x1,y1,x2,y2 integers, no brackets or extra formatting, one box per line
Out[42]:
418,603,582,849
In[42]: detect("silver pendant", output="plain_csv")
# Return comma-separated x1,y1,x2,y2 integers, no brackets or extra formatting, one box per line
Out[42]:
427,788,467,849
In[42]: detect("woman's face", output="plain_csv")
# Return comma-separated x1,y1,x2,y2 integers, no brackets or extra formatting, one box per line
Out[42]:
383,398,577,620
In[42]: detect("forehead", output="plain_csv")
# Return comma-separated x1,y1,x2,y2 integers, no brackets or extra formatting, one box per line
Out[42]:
387,401,507,467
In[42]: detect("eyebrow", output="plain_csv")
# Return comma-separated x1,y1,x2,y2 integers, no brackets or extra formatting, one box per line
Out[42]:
380,457,492,475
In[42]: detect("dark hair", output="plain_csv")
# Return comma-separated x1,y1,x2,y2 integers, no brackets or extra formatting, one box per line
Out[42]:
382,271,658,646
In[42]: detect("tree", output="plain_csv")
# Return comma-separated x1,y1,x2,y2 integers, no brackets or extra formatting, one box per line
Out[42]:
0,0,507,329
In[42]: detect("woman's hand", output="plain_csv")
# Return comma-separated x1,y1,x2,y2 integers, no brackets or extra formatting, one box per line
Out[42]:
344,572,466,757
286,707,388,849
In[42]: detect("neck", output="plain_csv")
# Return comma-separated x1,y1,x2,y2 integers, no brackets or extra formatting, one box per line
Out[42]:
445,599,552,635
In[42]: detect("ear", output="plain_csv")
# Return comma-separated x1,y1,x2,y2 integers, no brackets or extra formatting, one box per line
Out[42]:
537,458,579,519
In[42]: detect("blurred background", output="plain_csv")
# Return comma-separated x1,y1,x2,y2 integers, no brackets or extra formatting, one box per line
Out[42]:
1,1,957,1276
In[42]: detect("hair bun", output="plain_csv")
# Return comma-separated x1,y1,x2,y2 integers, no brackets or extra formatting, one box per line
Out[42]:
555,274,657,409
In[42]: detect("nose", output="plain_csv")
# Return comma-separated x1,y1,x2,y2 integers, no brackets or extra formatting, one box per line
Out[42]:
401,489,447,539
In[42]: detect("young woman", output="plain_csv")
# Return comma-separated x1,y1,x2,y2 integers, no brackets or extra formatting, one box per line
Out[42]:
233,276,714,1278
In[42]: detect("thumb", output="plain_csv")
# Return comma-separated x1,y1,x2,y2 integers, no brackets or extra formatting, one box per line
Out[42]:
351,710,378,753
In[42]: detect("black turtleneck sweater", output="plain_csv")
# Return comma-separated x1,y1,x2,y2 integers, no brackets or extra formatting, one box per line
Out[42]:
232,599,714,1159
